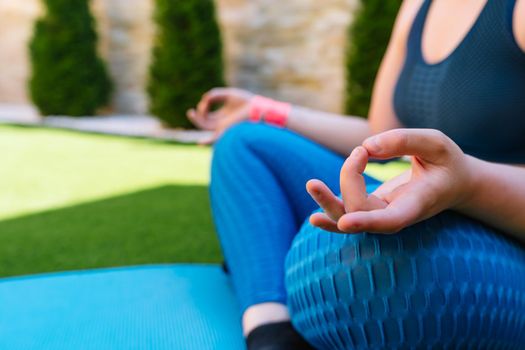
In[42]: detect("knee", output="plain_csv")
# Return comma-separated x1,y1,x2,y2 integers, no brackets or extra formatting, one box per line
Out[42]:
284,212,525,348
212,121,274,159
214,122,254,153
210,122,276,196
210,122,258,178
285,223,405,347
211,121,287,179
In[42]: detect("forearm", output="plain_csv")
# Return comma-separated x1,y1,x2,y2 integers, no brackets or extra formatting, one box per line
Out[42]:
457,156,525,241
286,105,372,156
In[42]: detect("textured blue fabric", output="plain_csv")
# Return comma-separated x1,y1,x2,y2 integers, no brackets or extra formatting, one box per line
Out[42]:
394,0,525,164
0,265,245,350
212,122,525,348
210,121,382,313
285,212,525,349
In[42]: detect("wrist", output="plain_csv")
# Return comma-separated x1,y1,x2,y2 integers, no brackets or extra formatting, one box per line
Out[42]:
248,95,291,127
453,155,485,212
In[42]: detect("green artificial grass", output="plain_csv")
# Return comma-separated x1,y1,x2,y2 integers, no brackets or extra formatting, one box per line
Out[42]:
365,161,410,182
0,125,220,277
0,124,410,278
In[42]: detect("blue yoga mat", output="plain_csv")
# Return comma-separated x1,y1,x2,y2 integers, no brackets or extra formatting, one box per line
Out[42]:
0,265,246,350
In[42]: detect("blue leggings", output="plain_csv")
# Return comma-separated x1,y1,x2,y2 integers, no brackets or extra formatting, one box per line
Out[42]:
210,122,525,349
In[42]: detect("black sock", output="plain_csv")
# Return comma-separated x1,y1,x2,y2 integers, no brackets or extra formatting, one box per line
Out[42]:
221,261,229,274
246,321,314,350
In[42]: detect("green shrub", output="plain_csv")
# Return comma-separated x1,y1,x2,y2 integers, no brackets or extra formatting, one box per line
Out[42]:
29,0,112,116
148,0,224,128
345,0,401,117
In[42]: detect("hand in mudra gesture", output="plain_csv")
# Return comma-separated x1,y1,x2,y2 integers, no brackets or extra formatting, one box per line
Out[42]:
307,129,473,233
187,87,254,144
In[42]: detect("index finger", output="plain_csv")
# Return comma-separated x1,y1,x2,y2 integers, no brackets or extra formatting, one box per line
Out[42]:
197,88,230,116
306,179,345,221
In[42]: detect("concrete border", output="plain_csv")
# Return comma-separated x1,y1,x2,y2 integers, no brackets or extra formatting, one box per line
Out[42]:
0,103,212,144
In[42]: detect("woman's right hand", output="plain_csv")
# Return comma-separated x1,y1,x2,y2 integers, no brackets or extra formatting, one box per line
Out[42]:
307,129,472,234
187,87,255,144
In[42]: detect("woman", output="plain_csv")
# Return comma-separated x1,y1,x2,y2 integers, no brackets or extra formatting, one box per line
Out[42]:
188,0,525,348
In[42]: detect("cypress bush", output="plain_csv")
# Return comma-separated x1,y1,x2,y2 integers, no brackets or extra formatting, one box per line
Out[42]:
148,0,224,128
29,0,112,116
345,0,401,117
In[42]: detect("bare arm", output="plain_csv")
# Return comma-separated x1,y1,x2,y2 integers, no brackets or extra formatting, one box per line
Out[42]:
514,0,525,52
285,106,370,155
458,158,525,240
465,0,525,238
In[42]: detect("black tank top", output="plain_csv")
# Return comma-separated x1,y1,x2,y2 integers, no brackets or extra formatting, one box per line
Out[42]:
394,0,525,164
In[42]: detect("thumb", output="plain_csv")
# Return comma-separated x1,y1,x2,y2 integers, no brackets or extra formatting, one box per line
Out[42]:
362,129,454,164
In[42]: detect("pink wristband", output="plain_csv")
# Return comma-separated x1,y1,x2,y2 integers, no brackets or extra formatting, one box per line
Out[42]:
249,95,291,127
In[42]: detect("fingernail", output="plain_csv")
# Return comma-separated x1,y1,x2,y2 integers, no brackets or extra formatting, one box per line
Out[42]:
365,137,382,153
309,188,320,197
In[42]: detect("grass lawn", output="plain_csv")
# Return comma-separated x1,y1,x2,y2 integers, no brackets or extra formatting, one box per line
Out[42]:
0,125,221,278
0,124,409,279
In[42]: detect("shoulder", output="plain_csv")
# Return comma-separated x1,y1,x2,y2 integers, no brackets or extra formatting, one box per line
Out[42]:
514,0,525,52
389,0,425,49
397,0,425,25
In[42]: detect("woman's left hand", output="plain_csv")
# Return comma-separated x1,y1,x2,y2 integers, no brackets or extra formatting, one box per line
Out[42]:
306,129,475,233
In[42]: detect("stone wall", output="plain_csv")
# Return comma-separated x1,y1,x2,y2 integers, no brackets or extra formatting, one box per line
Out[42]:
0,0,357,115
216,0,358,113
91,0,155,115
0,0,41,104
